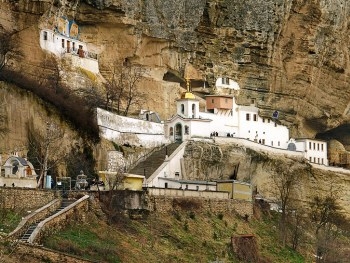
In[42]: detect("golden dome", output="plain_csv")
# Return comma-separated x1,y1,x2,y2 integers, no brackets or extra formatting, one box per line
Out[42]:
181,92,196,99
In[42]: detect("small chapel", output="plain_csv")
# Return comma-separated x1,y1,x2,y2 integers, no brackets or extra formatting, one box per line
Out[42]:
0,155,37,188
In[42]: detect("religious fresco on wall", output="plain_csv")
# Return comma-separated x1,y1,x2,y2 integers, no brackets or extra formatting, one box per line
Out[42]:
69,21,79,39
57,17,69,36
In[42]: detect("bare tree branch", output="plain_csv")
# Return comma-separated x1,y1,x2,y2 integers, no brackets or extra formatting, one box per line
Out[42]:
27,120,67,188
103,62,145,115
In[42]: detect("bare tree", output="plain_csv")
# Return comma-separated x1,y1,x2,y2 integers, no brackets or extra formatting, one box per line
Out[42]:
37,55,62,93
270,159,304,246
77,85,104,109
103,62,145,115
0,28,22,73
27,120,66,188
310,191,347,262
0,31,12,71
0,103,8,137
122,65,145,116
289,206,306,251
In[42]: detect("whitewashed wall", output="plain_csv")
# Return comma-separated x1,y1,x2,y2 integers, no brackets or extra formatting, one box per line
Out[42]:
215,137,305,159
146,141,187,187
40,30,98,73
148,188,229,199
199,112,239,136
70,55,99,73
0,177,37,188
296,139,328,165
97,108,169,148
238,105,289,149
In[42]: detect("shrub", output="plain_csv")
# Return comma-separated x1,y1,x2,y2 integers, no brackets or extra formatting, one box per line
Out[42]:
189,211,196,220
173,198,202,211
217,213,224,220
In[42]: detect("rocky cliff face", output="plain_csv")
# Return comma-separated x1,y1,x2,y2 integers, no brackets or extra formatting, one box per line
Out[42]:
2,0,350,143
182,140,350,217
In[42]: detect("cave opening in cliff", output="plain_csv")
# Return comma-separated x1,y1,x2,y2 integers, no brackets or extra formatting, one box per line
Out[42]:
316,124,350,148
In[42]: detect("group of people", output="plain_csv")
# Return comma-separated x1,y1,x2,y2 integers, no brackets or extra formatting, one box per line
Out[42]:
210,131,219,137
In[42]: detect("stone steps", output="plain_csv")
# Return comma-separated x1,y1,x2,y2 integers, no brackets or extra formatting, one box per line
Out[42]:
18,198,76,242
129,142,181,178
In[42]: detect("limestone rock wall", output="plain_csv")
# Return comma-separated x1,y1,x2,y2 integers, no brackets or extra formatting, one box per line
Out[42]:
182,140,350,217
1,0,350,141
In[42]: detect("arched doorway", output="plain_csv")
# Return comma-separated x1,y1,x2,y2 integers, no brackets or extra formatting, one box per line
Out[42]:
175,123,182,142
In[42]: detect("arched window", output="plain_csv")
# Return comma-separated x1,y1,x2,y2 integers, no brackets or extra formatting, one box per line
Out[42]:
192,104,196,118
185,125,189,135
169,127,174,136
181,104,185,114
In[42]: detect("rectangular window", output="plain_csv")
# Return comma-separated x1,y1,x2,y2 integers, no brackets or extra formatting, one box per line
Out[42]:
321,158,324,164
318,158,320,164
43,31,48,40
262,118,265,123
262,139,265,145
72,42,76,51
61,39,65,48
309,142,312,150
313,143,315,150
271,141,273,146
246,113,250,121
222,77,229,85
321,144,324,151
253,114,257,121
278,141,280,146
314,157,316,163
212,99,214,103
268,119,270,123
309,157,312,162
317,143,319,151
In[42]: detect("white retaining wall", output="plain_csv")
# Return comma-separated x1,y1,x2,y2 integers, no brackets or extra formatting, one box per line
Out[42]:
148,188,229,199
214,137,305,159
97,108,170,148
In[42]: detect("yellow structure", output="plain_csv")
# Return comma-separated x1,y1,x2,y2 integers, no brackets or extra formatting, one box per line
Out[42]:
216,180,252,201
97,171,144,191
123,174,144,191
181,78,196,99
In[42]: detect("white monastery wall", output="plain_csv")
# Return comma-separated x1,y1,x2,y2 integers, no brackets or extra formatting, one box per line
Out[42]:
0,177,37,188
297,139,328,165
199,112,239,136
156,178,216,191
238,106,289,149
189,121,211,138
97,108,169,148
148,187,229,199
146,142,187,187
40,30,98,73
70,55,99,74
215,137,305,159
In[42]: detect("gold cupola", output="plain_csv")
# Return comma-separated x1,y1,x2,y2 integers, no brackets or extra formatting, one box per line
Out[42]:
181,78,196,99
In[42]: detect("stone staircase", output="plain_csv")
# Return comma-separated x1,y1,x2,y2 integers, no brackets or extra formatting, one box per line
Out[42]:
19,199,76,243
129,142,181,178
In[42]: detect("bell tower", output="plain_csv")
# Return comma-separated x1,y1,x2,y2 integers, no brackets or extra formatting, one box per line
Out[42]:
176,78,199,118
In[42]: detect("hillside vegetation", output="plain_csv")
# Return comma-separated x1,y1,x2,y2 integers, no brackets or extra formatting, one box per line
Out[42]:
44,203,310,263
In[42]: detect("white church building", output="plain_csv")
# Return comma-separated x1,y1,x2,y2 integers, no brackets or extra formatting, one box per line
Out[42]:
164,77,328,165
39,17,99,73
